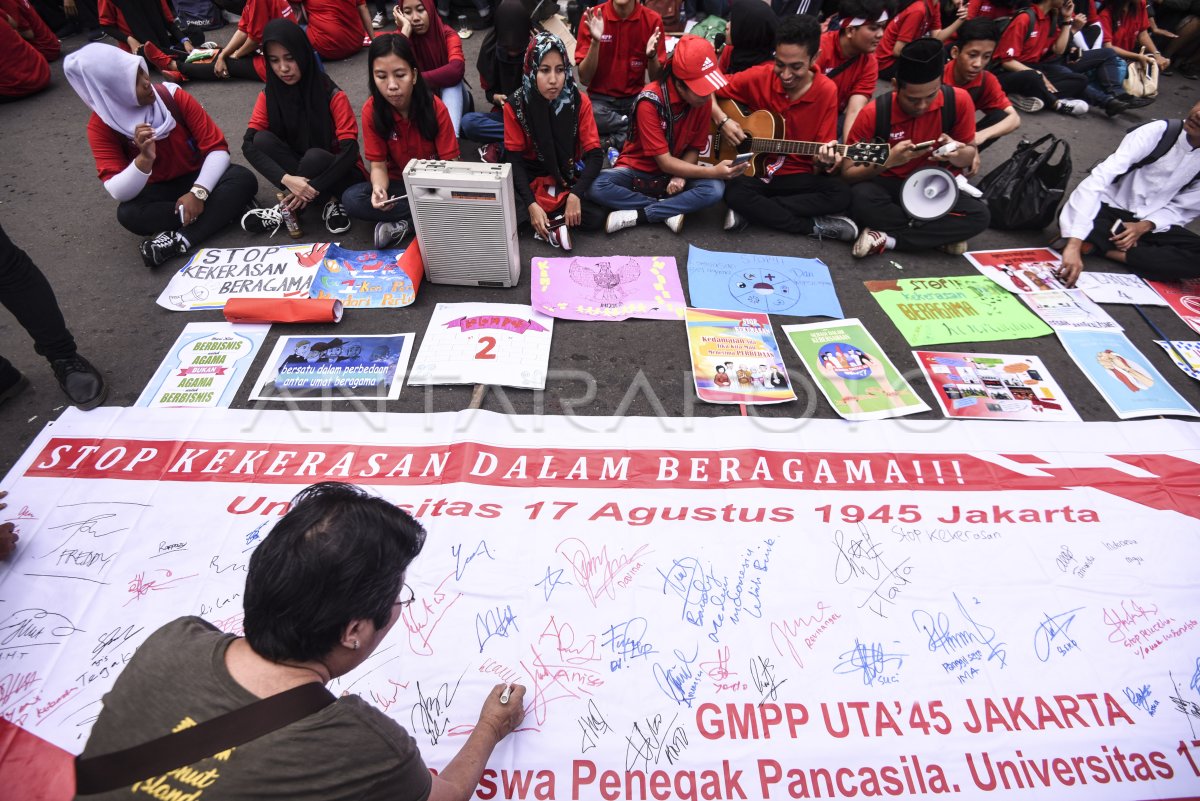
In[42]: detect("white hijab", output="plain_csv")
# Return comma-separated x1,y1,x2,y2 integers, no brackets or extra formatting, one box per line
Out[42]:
64,43,176,140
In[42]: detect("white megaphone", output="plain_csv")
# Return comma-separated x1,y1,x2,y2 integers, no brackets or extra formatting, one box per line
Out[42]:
900,167,959,221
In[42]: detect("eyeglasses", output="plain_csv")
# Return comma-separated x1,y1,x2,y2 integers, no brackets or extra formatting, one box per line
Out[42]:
394,583,415,609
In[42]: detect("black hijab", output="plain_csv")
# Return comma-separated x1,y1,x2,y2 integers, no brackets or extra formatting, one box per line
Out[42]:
261,18,338,155
728,0,779,74
113,0,173,49
478,0,531,96
510,32,578,186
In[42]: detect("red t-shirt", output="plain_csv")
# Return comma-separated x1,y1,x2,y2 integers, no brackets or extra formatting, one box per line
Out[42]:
0,0,59,60
1099,2,1149,51
361,95,460,180
87,87,229,184
966,0,1012,18
238,0,294,79
303,0,366,61
877,0,935,72
814,29,877,113
575,0,667,98
503,92,601,161
0,20,49,98
720,63,838,176
616,79,710,173
943,60,1009,114
997,5,1056,64
848,87,976,179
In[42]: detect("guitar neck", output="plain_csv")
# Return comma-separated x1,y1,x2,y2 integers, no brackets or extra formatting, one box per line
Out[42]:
749,139,846,156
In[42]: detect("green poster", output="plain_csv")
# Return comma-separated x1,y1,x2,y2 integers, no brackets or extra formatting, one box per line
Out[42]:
865,275,1053,346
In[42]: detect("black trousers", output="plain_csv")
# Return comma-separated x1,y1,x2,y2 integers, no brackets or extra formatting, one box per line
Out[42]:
249,130,359,208
0,222,76,387
849,176,991,250
116,164,258,243
976,109,1009,151
1087,203,1200,281
517,195,608,232
180,56,262,81
996,66,1061,107
724,172,852,234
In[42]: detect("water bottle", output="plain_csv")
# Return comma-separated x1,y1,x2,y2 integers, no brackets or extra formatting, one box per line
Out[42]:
606,147,620,167
276,192,303,238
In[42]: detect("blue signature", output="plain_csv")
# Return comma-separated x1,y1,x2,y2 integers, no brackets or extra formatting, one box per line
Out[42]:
1032,607,1085,662
833,639,905,687
1191,657,1200,696
535,566,572,601
1123,684,1159,716
911,593,1007,668
475,604,518,652
652,645,701,707
658,556,712,627
602,617,657,670
453,540,495,580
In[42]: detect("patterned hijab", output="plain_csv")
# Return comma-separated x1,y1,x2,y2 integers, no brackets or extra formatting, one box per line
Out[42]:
509,32,579,186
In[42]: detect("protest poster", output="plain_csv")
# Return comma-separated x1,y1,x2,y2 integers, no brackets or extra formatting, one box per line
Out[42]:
1075,273,1167,306
685,307,795,404
1147,277,1200,334
249,333,412,401
309,241,423,309
1153,340,1200,380
136,323,269,408
964,247,1067,293
532,255,685,321
156,243,328,311
913,350,1080,421
865,276,1053,346
1059,329,1198,419
686,245,843,318
1019,289,1122,332
408,303,554,389
783,318,930,420
7,406,1200,801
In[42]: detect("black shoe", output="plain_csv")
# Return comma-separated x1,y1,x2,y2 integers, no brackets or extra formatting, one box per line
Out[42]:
139,230,189,268
1103,97,1129,116
1180,64,1200,80
1116,93,1156,109
50,355,108,410
0,373,30,405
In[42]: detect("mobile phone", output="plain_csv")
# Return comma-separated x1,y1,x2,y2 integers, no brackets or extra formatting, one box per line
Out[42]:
912,140,938,151
732,152,753,166
383,194,407,205
1110,219,1125,235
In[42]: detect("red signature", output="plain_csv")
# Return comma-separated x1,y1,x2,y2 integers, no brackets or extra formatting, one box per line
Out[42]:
555,539,651,606
124,569,198,606
403,572,463,656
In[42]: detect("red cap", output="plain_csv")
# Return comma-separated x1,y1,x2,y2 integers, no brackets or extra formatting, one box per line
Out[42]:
671,35,729,96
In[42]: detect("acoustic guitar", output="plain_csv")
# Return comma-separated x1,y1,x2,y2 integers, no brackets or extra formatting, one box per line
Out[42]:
700,99,890,177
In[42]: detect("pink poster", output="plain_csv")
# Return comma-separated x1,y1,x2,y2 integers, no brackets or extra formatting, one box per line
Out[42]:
531,255,686,321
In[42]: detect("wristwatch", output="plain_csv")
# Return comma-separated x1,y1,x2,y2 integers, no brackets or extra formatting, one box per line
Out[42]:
190,185,210,202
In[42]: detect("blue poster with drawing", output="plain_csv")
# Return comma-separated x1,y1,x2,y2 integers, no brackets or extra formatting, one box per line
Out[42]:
1058,329,1198,419
685,245,843,318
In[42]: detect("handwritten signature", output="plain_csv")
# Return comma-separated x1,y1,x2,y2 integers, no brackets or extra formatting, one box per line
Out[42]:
558,539,651,605
652,646,701,707
833,640,905,687
1032,607,1084,662
124,569,197,606
1123,684,1159,716
578,699,612,753
911,593,1007,668
411,669,466,745
1102,599,1160,644
749,655,788,705
625,713,687,772
476,605,519,652
454,540,495,581
535,566,572,602
601,617,657,670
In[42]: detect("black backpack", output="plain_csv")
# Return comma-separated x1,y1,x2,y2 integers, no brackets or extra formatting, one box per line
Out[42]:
873,85,958,144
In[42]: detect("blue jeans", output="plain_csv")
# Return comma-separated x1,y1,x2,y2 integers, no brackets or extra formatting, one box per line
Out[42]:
1040,48,1123,104
587,167,725,222
438,82,467,136
460,109,504,143
341,179,411,223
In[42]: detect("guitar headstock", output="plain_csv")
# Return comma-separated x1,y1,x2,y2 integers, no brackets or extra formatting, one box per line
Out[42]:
845,142,890,166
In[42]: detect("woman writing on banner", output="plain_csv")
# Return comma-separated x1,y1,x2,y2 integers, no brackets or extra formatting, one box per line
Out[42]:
393,0,470,135
342,33,460,250
504,31,607,251
239,19,363,237
76,482,526,799
63,44,257,269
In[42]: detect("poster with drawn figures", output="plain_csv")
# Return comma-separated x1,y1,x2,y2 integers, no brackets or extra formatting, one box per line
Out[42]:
1058,329,1199,419
686,245,843,318
532,255,686,321
913,351,1081,422
156,243,328,311
783,318,931,420
964,248,1068,294
408,303,554,389
1147,277,1200,334
1154,340,1200,380
136,323,269,408
685,308,795,404
1019,289,1123,332
865,276,1054,346
5,406,1200,801
250,333,412,401
1075,273,1167,306
309,242,423,309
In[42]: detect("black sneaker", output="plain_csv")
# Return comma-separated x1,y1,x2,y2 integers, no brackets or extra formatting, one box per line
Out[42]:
1104,96,1129,117
1116,93,1156,109
0,373,30,405
139,230,188,268
50,355,108,410
323,198,352,234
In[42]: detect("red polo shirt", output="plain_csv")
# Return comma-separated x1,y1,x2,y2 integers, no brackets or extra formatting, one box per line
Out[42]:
813,29,877,113
720,63,838,176
943,60,1009,114
0,20,48,98
361,95,460,180
238,0,294,79
0,0,59,60
877,0,935,72
616,79,709,173
503,92,601,160
1099,2,1149,51
966,0,1013,18
302,0,366,61
997,5,1057,64
848,87,976,179
575,0,667,98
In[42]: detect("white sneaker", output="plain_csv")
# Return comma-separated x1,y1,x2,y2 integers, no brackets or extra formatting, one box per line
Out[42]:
1008,94,1044,113
723,209,747,231
605,209,638,234
664,214,685,233
1054,98,1089,116
371,10,384,27
852,228,889,258
374,220,410,249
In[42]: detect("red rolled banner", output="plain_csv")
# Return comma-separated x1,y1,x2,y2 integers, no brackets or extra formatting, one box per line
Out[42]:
223,297,344,324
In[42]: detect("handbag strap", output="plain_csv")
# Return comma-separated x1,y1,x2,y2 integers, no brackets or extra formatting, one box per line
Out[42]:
75,681,336,795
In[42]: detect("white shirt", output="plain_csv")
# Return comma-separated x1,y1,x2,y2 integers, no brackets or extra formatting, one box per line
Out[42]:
1059,119,1200,239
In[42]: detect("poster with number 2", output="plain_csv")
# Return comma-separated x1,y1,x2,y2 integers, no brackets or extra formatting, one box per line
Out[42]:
408,302,554,389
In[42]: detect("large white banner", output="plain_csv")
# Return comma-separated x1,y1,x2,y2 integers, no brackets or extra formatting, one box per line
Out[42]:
2,408,1200,800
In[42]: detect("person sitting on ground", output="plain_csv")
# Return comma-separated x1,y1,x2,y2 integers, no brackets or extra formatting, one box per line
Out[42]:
575,0,667,145
65,44,258,268
844,37,989,258
461,0,533,152
97,0,198,79
342,33,460,249
944,18,1020,161
1,0,61,61
719,0,778,75
394,0,469,135
589,35,748,234
0,15,50,100
183,0,295,81
505,31,607,251
1099,0,1171,88
240,20,361,237
1058,101,1200,285
876,0,966,81
298,0,374,61
76,481,527,799
813,0,890,141
0,221,107,412
718,14,857,241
